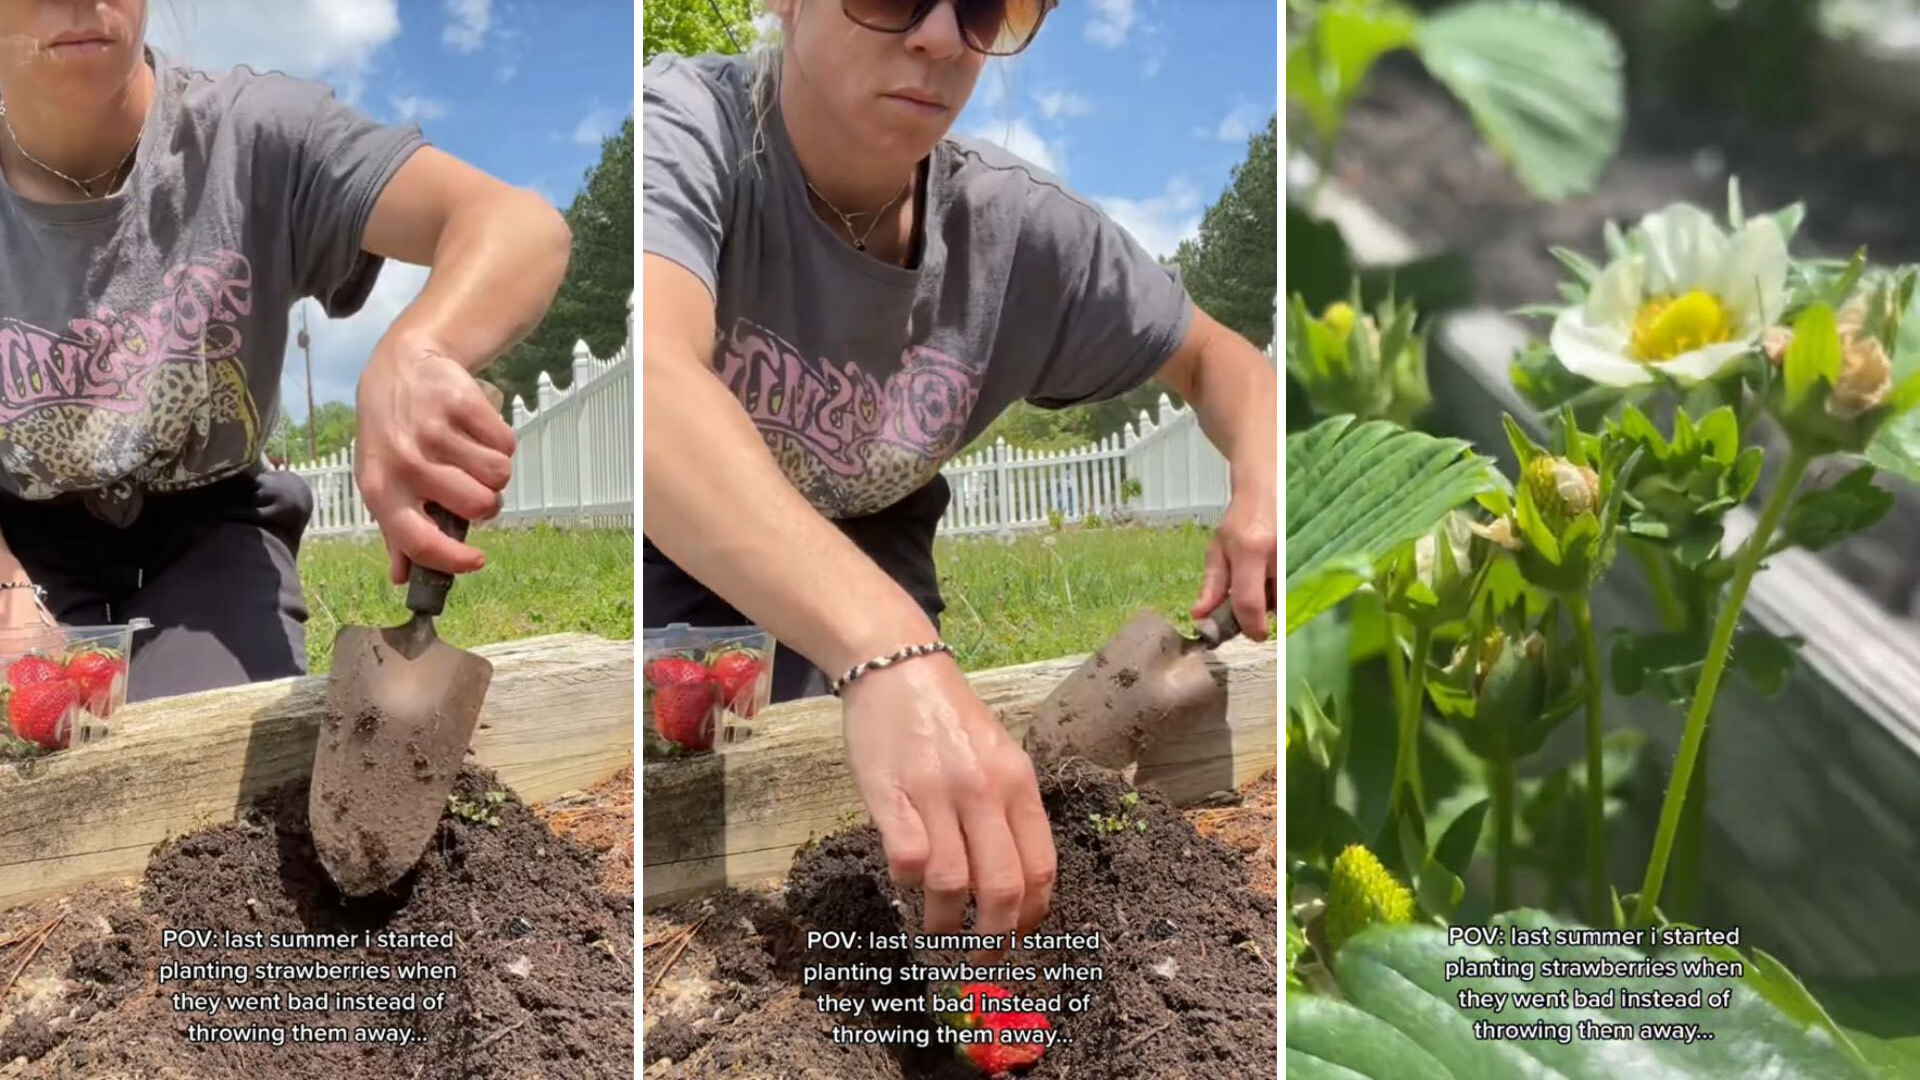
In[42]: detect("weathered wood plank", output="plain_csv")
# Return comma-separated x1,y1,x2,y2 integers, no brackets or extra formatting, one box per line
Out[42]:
1310,177,1920,978
0,633,634,912
641,637,1278,911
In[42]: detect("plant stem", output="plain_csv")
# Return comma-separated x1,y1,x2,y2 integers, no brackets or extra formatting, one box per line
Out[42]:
1633,446,1813,928
1493,755,1515,912
1390,621,1432,815
1631,541,1685,632
1569,593,1608,927
1672,569,1714,923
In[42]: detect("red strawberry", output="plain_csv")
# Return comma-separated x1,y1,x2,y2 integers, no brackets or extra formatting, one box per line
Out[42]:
708,649,766,716
7,679,78,750
65,649,126,717
645,655,707,689
652,681,716,751
936,983,1050,1075
7,656,64,689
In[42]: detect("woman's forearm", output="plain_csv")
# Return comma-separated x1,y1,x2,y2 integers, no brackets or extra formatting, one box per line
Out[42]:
1186,332,1278,487
366,176,573,371
643,339,940,677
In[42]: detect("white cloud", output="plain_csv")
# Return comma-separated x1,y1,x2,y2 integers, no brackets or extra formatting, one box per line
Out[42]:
572,104,626,146
391,95,448,124
1094,176,1205,260
147,0,401,100
969,118,1062,176
442,0,492,53
283,261,432,419
1034,90,1093,121
1204,101,1267,144
1085,0,1137,48
978,70,1010,111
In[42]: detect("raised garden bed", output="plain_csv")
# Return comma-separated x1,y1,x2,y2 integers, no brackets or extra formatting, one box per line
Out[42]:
642,765,1277,1079
0,633,637,1078
0,765,634,1079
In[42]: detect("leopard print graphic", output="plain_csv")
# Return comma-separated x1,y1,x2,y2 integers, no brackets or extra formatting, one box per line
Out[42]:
0,250,262,498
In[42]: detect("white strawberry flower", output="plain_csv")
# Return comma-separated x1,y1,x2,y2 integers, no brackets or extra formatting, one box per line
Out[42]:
1550,204,1790,387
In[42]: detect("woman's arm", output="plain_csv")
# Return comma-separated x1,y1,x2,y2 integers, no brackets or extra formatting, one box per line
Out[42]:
350,148,573,581
642,256,942,675
644,254,1056,950
1155,305,1279,639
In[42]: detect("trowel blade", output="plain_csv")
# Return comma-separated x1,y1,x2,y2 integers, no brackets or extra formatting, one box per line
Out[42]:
310,620,493,897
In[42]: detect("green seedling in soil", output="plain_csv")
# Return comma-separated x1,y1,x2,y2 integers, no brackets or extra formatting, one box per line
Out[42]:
1087,789,1149,836
449,789,508,828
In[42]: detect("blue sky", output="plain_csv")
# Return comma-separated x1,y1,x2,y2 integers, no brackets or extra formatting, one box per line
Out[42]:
148,0,634,426
954,0,1278,261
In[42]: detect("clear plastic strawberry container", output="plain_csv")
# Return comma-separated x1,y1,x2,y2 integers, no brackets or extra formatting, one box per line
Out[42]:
0,618,150,761
642,622,774,760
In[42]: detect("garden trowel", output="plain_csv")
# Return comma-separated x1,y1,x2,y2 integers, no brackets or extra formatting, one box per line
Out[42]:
310,387,504,898
1023,600,1244,773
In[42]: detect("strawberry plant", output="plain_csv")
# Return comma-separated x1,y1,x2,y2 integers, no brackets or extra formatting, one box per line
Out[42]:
1285,179,1916,1078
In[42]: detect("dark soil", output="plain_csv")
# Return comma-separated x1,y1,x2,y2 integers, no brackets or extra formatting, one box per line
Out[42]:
3,768,633,1080
1330,58,1920,617
643,764,1278,1079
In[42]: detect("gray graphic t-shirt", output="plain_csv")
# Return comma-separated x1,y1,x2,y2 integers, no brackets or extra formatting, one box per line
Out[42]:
642,51,1194,520
0,47,423,522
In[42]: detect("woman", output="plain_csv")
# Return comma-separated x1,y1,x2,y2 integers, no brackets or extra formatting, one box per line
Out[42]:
642,0,1278,949
0,1,571,706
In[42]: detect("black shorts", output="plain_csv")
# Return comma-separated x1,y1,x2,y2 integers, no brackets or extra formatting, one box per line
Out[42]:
0,468,314,702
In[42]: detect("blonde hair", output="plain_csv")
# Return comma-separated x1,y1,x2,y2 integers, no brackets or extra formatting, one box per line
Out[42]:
740,1,788,177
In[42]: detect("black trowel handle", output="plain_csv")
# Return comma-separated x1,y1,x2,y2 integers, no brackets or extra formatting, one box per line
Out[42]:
405,503,469,617
1195,599,1241,649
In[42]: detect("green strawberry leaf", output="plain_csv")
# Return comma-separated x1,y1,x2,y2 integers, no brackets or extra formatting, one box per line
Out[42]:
1288,911,1876,1079
1287,416,1508,635
1781,466,1894,552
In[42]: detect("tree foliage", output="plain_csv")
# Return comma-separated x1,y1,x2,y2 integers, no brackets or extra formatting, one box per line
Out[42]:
271,401,358,465
488,115,634,411
643,0,759,64
1173,113,1278,351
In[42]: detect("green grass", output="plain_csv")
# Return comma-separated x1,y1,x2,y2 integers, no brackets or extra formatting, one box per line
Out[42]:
935,522,1227,671
297,522,1233,676
297,525,634,674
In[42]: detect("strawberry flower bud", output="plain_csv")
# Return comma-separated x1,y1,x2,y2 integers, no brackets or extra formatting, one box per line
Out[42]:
1475,415,1637,595
1766,296,1920,454
1286,288,1431,425
1428,614,1580,762
1322,844,1415,957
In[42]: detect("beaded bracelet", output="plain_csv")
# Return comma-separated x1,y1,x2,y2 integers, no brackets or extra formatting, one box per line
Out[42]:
830,641,955,696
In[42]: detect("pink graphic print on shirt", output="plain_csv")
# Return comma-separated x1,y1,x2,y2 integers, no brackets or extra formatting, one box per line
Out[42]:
714,318,983,517
0,250,259,496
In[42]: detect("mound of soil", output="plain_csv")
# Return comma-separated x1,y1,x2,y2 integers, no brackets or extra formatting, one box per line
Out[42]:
2,768,633,1080
643,764,1278,1079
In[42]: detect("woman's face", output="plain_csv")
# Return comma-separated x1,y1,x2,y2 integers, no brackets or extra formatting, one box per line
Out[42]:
775,0,987,163
0,0,149,102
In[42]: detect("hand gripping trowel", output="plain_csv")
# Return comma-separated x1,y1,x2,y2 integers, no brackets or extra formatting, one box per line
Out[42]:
310,393,502,897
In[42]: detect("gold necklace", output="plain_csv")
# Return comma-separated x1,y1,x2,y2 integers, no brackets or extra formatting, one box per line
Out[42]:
805,175,912,251
0,98,143,198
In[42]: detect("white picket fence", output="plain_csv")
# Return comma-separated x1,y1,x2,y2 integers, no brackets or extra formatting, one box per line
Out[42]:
937,395,1230,536
284,324,635,537
282,306,1227,540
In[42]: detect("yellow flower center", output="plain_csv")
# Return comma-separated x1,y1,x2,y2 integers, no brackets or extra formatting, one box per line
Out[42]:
1628,290,1735,362
1321,301,1356,339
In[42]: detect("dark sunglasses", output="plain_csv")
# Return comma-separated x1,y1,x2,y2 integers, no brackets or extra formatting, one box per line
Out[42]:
841,0,1059,56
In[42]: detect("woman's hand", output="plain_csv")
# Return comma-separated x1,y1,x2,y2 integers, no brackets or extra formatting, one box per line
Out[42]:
1193,473,1277,641
840,652,1056,961
354,333,517,584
